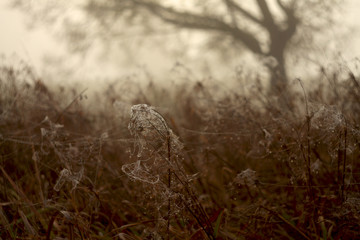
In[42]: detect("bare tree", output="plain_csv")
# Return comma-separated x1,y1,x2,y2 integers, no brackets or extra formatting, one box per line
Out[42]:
12,0,341,93
82,0,340,91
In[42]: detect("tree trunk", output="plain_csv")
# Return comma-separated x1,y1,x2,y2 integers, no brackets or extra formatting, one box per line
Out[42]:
268,53,288,95
267,39,294,109
266,26,293,95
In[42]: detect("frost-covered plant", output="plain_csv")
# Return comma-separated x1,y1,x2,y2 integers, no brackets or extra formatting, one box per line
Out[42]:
310,104,345,132
37,116,101,192
308,104,350,200
123,104,184,189
128,104,183,157
122,104,214,239
53,168,84,192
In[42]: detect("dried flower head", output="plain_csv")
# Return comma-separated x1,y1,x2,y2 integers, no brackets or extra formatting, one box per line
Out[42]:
54,168,84,192
128,104,183,157
234,168,258,188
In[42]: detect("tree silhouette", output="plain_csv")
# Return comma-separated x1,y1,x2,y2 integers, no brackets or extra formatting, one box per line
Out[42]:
82,0,340,92
12,0,340,93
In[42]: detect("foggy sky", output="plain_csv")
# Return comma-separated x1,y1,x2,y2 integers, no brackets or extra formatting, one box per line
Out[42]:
1,0,360,85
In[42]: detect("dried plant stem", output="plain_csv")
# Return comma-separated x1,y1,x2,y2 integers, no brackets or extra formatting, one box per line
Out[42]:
0,206,15,238
341,124,347,202
306,115,313,201
46,211,60,240
298,79,313,200
336,123,348,202
167,134,171,240
337,139,340,184
171,172,214,239
261,205,311,240
0,165,43,225
18,209,37,236
68,223,74,240
31,144,45,205
55,88,88,123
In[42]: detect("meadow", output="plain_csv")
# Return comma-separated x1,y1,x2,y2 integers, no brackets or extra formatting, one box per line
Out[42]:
0,59,360,239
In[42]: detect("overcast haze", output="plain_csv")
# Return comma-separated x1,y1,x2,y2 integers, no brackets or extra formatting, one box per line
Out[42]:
1,0,360,85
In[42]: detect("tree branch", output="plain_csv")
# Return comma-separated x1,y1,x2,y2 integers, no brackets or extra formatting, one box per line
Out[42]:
85,0,132,15
276,0,297,36
223,0,238,28
256,0,276,28
132,0,263,54
224,0,263,26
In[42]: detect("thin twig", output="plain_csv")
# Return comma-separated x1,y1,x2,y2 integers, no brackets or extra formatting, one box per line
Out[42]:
261,205,311,240
55,88,88,123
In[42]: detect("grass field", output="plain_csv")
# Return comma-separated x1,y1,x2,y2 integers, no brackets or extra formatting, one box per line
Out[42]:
0,60,360,239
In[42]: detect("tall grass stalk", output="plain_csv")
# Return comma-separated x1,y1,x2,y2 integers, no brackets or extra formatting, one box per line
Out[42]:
298,78,314,200
341,122,348,202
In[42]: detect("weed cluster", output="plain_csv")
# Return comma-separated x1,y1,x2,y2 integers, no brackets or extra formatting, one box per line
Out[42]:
0,60,360,239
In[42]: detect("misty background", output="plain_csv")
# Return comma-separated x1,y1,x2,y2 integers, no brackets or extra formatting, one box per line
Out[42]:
1,0,360,91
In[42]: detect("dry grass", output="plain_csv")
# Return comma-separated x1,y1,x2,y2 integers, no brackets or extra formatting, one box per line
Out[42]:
0,60,360,239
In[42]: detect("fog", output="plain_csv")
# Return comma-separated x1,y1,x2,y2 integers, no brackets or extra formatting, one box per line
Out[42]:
1,0,360,88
